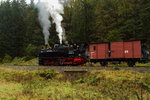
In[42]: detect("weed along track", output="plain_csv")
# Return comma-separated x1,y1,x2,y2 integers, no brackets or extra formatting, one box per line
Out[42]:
0,65,150,73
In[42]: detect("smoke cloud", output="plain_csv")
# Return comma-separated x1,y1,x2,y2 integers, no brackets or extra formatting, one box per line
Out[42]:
36,0,66,44
36,2,50,45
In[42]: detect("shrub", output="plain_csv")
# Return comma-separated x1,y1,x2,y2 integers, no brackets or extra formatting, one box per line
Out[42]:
10,57,24,65
38,70,57,79
24,44,39,57
76,77,85,83
85,62,100,67
2,54,12,63
22,56,34,61
22,80,47,96
10,57,38,66
85,62,94,67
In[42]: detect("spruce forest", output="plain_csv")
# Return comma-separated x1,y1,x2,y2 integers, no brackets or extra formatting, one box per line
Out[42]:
0,0,150,59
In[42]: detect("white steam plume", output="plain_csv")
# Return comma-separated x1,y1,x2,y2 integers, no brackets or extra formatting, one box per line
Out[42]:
36,2,50,45
36,0,66,44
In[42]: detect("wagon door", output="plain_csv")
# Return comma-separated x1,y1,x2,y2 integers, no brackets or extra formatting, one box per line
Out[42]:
97,43,109,59
110,42,124,58
89,44,97,59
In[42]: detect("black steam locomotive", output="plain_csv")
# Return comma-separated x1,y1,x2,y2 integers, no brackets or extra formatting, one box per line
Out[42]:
38,43,88,66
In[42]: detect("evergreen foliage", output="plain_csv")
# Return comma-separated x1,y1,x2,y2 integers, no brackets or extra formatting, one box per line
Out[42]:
0,0,149,59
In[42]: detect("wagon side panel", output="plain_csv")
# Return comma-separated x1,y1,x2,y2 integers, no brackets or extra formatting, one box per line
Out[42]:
124,42,133,58
110,42,124,58
133,41,141,58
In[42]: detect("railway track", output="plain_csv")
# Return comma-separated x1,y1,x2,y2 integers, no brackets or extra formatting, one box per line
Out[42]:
0,65,150,73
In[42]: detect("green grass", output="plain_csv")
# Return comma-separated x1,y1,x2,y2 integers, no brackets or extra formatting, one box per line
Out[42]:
1,57,38,66
85,62,150,67
136,62,150,67
0,68,149,100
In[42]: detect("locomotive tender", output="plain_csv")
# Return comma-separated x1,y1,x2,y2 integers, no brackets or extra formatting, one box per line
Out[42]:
39,40,149,67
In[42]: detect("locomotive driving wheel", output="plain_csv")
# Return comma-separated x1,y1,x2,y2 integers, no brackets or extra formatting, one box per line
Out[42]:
54,58,65,66
127,61,135,67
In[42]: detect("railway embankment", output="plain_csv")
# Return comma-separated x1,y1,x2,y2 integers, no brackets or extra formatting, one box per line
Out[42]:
0,65,150,73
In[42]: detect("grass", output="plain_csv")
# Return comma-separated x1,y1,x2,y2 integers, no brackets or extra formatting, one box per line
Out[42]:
0,57,38,66
136,62,150,67
85,62,150,67
0,68,149,100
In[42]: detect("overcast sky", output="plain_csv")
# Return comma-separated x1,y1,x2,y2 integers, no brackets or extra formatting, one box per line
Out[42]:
26,0,39,4
0,0,39,4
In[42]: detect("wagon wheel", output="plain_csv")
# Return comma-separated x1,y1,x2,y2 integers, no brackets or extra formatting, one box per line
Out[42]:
100,62,108,66
127,61,135,67
39,60,44,66
54,59,60,66
44,60,49,66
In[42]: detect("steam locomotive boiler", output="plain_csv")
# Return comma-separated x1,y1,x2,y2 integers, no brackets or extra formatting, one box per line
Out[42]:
38,43,88,66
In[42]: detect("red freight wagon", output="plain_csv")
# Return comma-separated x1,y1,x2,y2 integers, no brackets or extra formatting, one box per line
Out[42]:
89,40,149,66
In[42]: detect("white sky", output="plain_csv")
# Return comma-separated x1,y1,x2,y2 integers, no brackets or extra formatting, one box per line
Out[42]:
26,0,39,4
0,0,70,4
0,0,39,4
